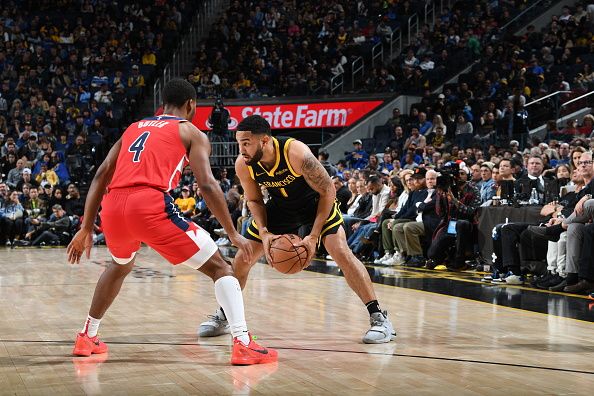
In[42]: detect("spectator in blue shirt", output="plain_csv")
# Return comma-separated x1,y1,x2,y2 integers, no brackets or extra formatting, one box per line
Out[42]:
478,163,496,204
346,140,369,169
418,112,432,135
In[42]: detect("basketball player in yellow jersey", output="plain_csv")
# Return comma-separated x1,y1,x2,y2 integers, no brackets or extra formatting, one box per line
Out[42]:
199,115,396,343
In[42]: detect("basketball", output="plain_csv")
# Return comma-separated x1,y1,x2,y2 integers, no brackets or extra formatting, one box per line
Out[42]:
268,234,310,274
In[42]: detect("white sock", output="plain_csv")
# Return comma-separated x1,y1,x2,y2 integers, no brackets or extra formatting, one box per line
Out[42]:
82,315,101,337
214,276,250,345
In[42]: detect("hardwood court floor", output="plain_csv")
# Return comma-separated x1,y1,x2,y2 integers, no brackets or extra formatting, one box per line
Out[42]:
0,246,593,395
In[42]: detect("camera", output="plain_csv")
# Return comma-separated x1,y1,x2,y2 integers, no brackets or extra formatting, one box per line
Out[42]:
436,163,459,192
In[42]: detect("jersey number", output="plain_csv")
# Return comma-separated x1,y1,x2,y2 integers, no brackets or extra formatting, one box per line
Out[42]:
129,131,151,162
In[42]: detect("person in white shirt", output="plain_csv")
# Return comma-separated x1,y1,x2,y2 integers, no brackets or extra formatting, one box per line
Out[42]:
347,176,390,255
345,178,364,215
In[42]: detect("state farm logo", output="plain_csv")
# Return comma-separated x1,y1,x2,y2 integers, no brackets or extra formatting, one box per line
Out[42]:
187,100,383,130
241,105,348,129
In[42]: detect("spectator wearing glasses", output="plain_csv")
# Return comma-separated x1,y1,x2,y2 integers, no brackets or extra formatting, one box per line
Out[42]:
540,152,594,291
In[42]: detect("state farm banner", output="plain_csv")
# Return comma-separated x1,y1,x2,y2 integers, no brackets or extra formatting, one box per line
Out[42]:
179,100,384,130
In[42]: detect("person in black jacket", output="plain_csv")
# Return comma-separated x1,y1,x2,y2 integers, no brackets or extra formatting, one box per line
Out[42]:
394,170,439,267
514,155,546,202
332,176,352,214
381,167,428,265
319,150,338,177
64,184,85,217
24,204,72,246
427,164,480,270
488,171,581,288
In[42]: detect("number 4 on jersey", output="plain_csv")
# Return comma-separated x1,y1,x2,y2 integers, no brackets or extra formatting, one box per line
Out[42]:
129,131,151,162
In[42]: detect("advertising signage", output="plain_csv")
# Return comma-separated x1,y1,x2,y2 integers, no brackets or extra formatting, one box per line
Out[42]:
158,100,384,130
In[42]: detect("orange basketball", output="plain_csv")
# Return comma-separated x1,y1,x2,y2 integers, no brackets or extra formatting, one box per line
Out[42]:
268,234,310,274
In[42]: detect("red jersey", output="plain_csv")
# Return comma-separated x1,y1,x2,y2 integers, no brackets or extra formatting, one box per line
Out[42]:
109,115,189,192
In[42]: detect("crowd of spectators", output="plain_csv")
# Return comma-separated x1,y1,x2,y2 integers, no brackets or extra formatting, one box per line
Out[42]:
184,0,593,100
309,2,594,296
3,0,594,300
0,0,197,245
320,111,594,296
186,0,428,98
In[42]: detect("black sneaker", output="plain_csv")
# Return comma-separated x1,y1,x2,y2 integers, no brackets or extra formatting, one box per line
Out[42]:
537,274,564,289
405,255,426,267
425,259,437,270
532,272,553,287
549,279,568,292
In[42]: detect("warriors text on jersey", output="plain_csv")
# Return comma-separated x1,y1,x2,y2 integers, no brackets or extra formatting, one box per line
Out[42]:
244,136,344,243
247,136,318,207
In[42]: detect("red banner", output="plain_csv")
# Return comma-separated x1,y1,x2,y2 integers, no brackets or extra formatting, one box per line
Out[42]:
158,101,384,130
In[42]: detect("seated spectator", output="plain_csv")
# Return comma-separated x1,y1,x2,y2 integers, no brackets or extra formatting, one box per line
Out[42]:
404,127,426,151
533,168,584,290
385,108,406,130
25,204,72,246
345,140,369,169
378,168,427,265
393,170,439,267
378,153,394,175
174,186,197,218
343,178,361,215
333,176,352,214
389,126,406,153
16,168,39,191
347,176,390,258
581,114,594,136
35,162,59,187
454,114,473,149
0,190,25,245
64,184,84,216
514,155,546,202
6,159,25,189
427,164,480,270
342,181,373,238
478,162,496,204
431,126,449,152
318,150,338,177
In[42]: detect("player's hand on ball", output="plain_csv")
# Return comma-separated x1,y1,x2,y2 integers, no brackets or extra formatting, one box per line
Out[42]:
260,231,277,265
67,229,93,264
295,235,316,266
228,232,254,264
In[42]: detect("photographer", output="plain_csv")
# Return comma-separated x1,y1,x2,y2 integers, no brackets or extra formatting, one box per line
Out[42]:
427,163,480,270
208,97,230,141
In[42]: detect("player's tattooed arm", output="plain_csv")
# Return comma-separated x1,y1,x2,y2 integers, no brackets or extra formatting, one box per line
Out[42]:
288,140,335,240
301,152,333,194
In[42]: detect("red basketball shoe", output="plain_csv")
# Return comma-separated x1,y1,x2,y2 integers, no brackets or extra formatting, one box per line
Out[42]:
231,334,278,365
73,333,108,357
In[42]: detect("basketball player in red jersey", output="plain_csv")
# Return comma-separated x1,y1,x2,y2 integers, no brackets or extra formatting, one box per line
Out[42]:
67,79,277,365
199,115,395,344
